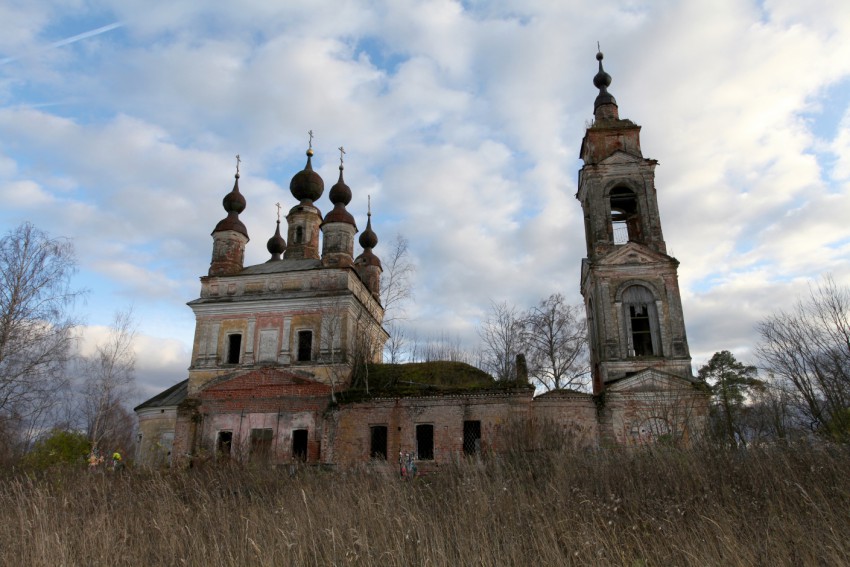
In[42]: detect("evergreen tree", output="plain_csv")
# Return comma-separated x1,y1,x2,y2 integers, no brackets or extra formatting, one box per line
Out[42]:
698,351,762,446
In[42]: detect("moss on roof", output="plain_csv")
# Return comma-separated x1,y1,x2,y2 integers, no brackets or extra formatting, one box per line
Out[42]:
336,361,531,404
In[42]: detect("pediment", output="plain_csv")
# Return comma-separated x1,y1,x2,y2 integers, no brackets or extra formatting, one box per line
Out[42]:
598,151,643,166
597,242,673,266
607,369,695,393
201,367,331,397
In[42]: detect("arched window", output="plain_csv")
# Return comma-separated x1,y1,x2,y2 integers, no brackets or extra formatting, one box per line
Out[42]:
622,285,660,356
610,187,638,244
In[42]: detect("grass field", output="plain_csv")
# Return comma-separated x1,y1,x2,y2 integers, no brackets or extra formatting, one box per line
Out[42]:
2,443,848,566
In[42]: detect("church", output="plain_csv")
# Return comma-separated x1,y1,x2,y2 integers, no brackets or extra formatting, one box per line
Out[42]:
135,52,708,469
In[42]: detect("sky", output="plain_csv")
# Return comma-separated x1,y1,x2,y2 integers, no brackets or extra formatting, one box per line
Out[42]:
1,0,849,403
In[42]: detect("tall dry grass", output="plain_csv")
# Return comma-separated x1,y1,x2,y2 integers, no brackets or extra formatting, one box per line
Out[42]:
1,443,848,566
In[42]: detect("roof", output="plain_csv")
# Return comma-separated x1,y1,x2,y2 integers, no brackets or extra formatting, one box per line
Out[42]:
239,258,323,275
337,361,532,403
134,379,188,412
533,387,593,399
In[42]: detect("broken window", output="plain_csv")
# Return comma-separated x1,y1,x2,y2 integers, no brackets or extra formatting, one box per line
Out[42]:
292,429,308,461
622,285,660,357
297,330,313,362
250,428,273,464
370,425,388,460
610,187,639,244
463,420,481,456
416,424,434,460
217,430,233,458
226,333,242,364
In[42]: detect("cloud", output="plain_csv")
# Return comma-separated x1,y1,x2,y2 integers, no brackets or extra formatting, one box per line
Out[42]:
0,0,849,389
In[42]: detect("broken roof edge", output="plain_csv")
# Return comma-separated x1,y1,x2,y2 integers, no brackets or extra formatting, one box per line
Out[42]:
134,379,189,412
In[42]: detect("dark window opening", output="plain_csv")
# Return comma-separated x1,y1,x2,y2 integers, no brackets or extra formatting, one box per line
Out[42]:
623,285,660,357
217,431,233,457
297,330,313,362
292,429,308,462
250,428,273,464
610,187,639,244
463,420,481,456
295,226,304,243
370,425,388,460
416,424,434,460
227,334,242,364
630,304,654,356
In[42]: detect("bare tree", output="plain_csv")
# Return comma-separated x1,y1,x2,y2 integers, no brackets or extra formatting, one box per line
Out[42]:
321,300,351,402
384,321,408,364
80,309,137,450
0,222,80,454
379,234,414,326
524,293,588,391
756,276,850,440
479,301,526,381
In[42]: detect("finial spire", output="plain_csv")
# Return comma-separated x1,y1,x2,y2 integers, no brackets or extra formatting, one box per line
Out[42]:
593,47,618,119
367,194,371,216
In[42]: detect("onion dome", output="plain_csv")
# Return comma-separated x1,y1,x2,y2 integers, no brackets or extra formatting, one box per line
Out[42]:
356,206,381,268
323,165,357,226
359,210,378,251
593,49,617,112
289,148,324,203
266,220,286,261
213,171,248,237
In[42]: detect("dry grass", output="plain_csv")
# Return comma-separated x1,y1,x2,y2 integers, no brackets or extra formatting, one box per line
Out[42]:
2,444,848,566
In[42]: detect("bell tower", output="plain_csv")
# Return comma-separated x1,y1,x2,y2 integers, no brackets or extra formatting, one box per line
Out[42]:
578,50,693,395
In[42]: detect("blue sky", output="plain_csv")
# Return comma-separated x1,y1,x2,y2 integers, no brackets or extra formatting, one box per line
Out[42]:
1,0,849,401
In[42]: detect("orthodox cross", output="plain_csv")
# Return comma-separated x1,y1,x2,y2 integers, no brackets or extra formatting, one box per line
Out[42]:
275,202,281,223
338,146,345,166
367,194,371,216
235,154,241,176
308,130,314,149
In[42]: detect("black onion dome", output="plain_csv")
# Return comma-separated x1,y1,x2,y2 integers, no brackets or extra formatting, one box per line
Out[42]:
593,50,617,110
213,174,248,237
329,166,352,205
290,149,324,203
266,220,286,260
359,213,378,249
323,165,357,226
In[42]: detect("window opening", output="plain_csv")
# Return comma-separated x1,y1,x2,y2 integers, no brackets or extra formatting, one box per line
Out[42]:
622,285,660,357
610,187,639,244
250,428,273,464
292,429,308,461
227,334,242,364
295,226,304,243
416,424,434,460
217,431,233,458
370,425,388,460
463,420,481,455
297,330,313,362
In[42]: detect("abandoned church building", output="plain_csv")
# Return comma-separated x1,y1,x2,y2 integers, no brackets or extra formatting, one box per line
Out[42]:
135,52,708,468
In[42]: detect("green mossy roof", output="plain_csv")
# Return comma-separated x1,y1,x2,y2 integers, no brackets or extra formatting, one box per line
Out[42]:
336,361,532,404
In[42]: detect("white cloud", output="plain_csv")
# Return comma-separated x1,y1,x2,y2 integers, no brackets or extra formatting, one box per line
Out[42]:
1,0,849,387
